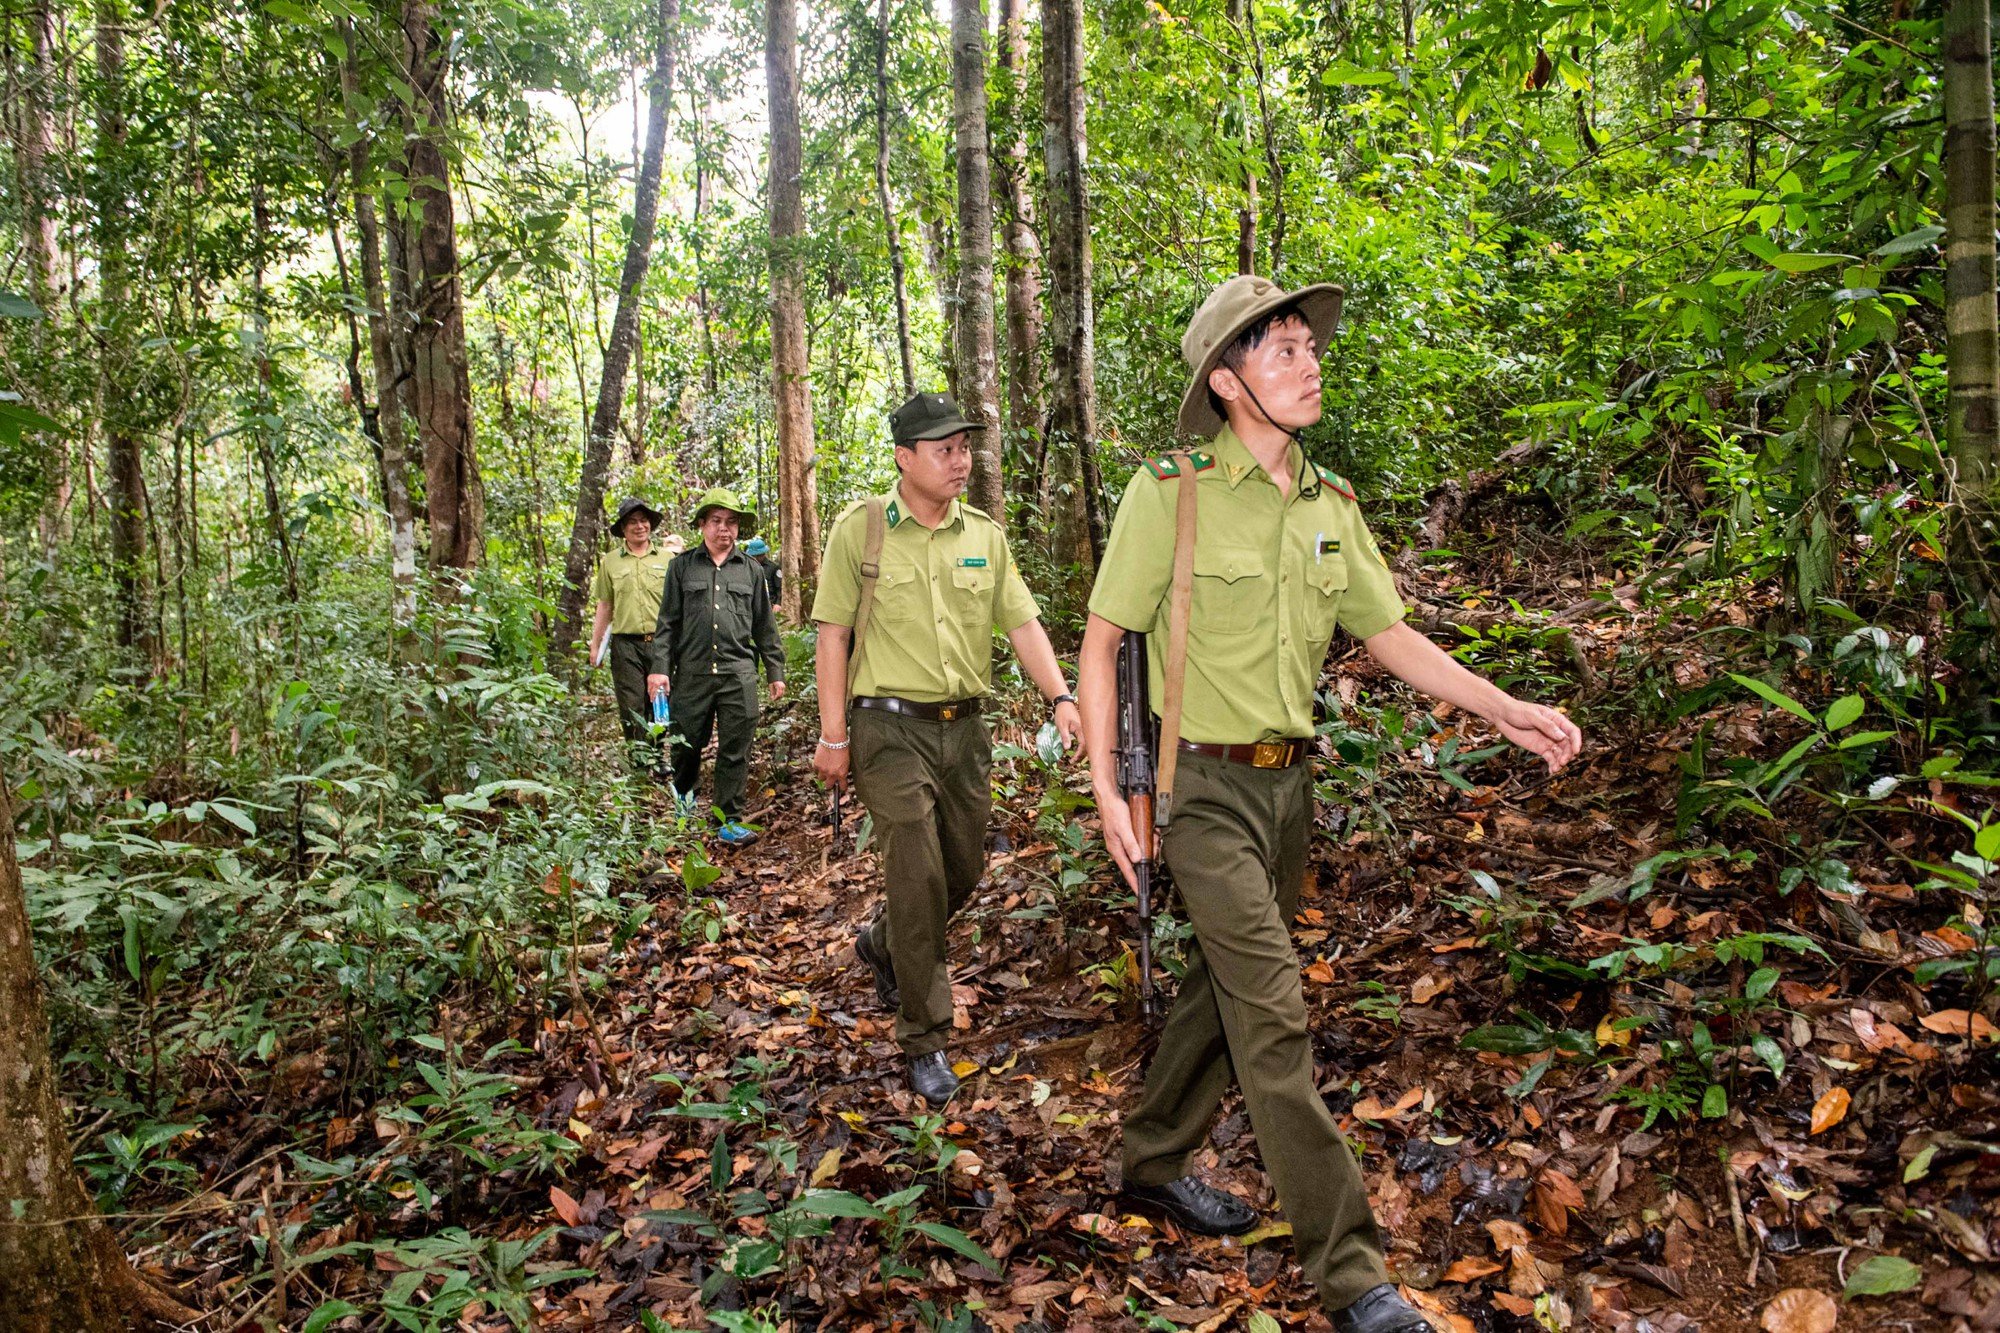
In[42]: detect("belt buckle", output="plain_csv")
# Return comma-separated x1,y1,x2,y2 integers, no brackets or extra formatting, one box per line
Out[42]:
1252,740,1289,769
938,702,961,722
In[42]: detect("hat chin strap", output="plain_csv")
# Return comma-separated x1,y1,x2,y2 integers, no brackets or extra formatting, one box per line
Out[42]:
1231,379,1323,500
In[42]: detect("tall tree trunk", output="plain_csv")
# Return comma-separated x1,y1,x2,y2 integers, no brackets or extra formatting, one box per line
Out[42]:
1228,0,1257,275
951,0,1005,520
401,0,482,575
767,0,821,618
0,771,204,1330
876,0,917,398
996,0,1046,509
341,18,420,632
553,0,681,661
19,0,67,561
1943,0,2000,631
1041,0,1104,569
96,0,153,662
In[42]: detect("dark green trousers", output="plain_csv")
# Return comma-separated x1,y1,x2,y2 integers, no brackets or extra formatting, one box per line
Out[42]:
851,706,991,1057
1121,750,1391,1313
669,670,760,817
609,634,665,774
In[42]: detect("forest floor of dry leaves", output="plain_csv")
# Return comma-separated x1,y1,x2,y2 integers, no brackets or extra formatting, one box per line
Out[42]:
141,509,1996,1333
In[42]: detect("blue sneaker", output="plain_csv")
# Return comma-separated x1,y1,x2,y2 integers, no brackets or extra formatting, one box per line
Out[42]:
716,820,758,847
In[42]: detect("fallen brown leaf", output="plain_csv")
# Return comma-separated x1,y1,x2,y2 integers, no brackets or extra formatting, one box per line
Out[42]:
1809,1086,1850,1135
1760,1287,1837,1333
1919,1009,1999,1041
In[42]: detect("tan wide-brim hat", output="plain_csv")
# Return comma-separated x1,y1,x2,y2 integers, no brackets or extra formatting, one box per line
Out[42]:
1177,275,1344,437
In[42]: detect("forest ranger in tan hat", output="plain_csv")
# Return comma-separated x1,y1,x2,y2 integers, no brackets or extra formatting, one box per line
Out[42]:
1076,273,1585,1333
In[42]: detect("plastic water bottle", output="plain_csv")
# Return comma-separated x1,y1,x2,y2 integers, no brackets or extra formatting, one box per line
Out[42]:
651,691,670,728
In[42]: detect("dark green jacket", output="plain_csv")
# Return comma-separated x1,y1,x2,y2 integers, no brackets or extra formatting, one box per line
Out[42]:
653,546,786,683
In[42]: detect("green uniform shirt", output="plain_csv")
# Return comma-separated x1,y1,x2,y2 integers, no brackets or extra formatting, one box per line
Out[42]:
654,546,786,682
812,484,1039,702
1088,427,1405,743
590,544,675,635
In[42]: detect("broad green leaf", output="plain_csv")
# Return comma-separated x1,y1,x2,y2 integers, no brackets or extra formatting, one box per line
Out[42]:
0,289,44,319
1321,65,1397,86
1871,224,1944,257
788,1189,885,1220
1976,823,2000,861
1249,1315,1284,1333
1701,1084,1728,1118
911,1220,1000,1271
1823,694,1864,730
1903,1143,1937,1183
1842,1254,1922,1299
1727,673,1818,726
1750,1033,1785,1078
1771,252,1850,274
303,1302,364,1333
208,802,257,835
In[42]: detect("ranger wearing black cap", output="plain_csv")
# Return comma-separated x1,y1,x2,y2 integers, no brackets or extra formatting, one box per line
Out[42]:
589,497,681,775
810,392,1081,1107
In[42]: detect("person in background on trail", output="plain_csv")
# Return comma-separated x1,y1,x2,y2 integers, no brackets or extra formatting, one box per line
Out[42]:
810,391,1083,1109
741,536,783,608
647,487,787,847
589,497,678,778
1076,275,1584,1333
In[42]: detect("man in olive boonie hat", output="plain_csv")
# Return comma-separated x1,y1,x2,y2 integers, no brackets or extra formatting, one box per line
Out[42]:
590,497,677,777
809,390,1081,1109
1075,274,1584,1333
647,486,785,846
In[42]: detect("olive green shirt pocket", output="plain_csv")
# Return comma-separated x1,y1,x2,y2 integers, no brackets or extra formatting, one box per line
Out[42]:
1191,546,1269,635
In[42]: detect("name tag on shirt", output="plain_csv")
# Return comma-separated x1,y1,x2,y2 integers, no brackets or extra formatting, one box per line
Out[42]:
957,557,989,568
1317,538,1342,556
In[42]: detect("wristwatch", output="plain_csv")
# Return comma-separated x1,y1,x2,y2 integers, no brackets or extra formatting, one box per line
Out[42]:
1052,692,1077,707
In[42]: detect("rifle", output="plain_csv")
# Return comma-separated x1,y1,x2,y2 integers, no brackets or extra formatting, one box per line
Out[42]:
1114,631,1158,1021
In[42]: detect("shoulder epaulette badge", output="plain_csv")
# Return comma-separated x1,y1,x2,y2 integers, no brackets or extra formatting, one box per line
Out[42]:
1317,465,1356,500
1143,451,1217,481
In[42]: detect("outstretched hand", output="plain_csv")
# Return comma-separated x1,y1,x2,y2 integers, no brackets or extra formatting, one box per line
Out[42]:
1052,699,1082,750
1493,698,1583,772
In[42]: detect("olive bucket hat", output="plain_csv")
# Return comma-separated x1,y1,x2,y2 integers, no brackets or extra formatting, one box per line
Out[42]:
889,392,977,447
1177,275,1344,437
690,486,757,538
610,496,665,535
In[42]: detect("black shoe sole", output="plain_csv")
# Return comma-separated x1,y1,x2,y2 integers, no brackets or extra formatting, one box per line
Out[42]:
854,930,900,1011
1118,1186,1259,1237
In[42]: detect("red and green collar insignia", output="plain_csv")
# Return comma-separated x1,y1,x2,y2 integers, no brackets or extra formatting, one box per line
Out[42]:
1143,451,1216,481
1316,465,1356,500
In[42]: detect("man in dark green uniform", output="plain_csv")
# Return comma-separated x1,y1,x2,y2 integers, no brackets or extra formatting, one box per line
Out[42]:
646,487,786,846
741,537,783,606
811,392,1081,1107
589,497,678,777
1077,276,1584,1333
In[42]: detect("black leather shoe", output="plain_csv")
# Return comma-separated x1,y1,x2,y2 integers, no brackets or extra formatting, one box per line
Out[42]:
1119,1176,1258,1237
854,926,899,1011
1331,1284,1429,1333
908,1051,960,1107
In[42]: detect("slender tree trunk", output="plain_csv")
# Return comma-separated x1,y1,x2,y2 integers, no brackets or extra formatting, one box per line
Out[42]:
1226,0,1258,274
342,20,420,632
1042,0,1103,569
249,185,301,611
951,0,1005,519
767,0,821,617
402,0,482,576
96,0,153,661
553,0,680,660
1943,0,2000,630
996,0,1046,511
0,771,204,1330
1243,0,1286,276
19,0,67,561
876,0,917,398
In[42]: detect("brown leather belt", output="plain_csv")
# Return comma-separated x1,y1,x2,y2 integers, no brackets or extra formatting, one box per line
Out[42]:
1178,738,1309,769
853,695,983,723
